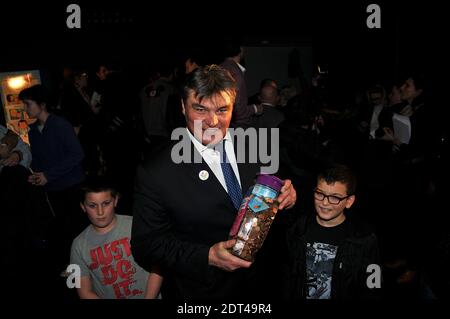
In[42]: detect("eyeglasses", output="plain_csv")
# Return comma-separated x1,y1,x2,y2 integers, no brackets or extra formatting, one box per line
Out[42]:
314,190,351,205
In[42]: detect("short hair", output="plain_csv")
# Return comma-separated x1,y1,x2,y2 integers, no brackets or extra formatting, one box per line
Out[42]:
18,84,50,106
79,176,119,203
408,73,426,92
317,165,357,196
399,70,427,92
182,65,237,104
367,84,385,96
259,78,277,90
260,85,279,103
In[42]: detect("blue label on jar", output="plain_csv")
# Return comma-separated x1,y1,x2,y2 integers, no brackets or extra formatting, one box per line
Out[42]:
251,184,277,199
248,184,278,213
248,196,270,213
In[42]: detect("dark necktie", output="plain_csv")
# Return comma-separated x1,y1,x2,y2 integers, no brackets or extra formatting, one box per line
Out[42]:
219,142,243,210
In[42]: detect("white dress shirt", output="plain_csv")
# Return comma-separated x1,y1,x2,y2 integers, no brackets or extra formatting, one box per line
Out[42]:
187,128,242,193
237,62,246,73
369,104,384,138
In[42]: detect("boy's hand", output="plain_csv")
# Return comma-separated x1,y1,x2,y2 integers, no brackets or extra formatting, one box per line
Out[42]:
28,172,48,186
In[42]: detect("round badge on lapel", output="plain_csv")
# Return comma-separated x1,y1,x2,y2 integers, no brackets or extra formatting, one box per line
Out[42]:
199,170,209,181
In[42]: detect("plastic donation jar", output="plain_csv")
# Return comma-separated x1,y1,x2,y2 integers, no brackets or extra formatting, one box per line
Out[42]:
229,173,284,262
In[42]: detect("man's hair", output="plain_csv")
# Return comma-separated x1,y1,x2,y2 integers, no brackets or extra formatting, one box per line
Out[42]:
317,165,357,196
182,64,237,104
367,84,385,96
260,85,279,104
259,78,277,89
399,70,427,92
408,73,426,92
18,84,50,107
79,176,119,203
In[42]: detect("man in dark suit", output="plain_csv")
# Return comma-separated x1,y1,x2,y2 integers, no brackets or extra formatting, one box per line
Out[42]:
220,43,262,128
252,85,285,129
132,65,297,299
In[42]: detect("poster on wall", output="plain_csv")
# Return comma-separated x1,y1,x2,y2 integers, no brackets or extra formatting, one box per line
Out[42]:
0,70,41,144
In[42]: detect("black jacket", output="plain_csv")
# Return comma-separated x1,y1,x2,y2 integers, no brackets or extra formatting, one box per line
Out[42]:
282,212,381,299
131,130,262,299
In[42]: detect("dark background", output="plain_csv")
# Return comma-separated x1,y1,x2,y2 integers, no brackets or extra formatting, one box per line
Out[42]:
1,1,441,70
0,0,447,309
0,0,444,121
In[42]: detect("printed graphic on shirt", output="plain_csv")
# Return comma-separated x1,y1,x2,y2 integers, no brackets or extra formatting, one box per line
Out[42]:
306,242,338,299
88,237,144,298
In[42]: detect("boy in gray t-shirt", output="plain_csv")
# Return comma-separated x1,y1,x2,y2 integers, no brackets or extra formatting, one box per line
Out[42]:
70,178,162,299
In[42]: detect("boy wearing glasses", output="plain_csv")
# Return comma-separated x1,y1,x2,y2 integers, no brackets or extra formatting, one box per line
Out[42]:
282,165,380,299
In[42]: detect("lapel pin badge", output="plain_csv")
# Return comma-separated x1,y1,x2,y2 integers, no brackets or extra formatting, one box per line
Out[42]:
199,170,209,181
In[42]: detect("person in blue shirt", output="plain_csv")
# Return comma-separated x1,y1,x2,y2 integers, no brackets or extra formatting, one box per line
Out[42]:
19,85,84,191
19,84,87,283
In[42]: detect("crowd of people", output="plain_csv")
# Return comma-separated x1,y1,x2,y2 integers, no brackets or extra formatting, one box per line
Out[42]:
0,42,447,300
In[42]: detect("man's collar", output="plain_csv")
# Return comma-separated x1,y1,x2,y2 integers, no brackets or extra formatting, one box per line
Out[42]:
186,128,231,153
225,57,245,73
237,62,246,73
30,113,52,129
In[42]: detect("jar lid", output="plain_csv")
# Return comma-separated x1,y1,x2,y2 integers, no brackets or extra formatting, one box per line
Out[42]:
256,173,284,192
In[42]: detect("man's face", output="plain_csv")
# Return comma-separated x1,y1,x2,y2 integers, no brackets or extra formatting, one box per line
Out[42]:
75,73,89,89
81,191,118,233
314,179,355,227
369,92,383,106
389,86,402,106
185,59,198,74
96,66,109,81
182,91,234,146
400,77,422,102
23,99,43,119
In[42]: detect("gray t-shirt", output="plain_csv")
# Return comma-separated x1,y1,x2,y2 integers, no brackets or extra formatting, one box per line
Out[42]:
70,214,149,299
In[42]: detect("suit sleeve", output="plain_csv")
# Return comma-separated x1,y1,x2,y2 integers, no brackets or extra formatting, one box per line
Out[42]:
131,164,213,284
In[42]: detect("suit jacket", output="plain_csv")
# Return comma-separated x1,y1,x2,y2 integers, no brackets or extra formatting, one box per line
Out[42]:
132,130,263,299
281,211,381,299
220,58,255,128
252,104,285,129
